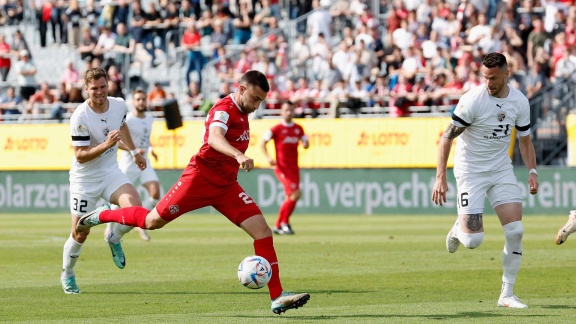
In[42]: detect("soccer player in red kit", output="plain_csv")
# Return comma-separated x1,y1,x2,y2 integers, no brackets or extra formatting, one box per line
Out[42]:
76,70,310,314
261,101,309,235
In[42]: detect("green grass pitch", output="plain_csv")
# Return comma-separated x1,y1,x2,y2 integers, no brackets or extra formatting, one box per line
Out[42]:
0,213,575,323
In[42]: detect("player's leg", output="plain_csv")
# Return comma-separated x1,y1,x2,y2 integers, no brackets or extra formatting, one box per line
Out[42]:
214,183,309,314
135,175,162,241
555,210,576,245
273,170,299,235
446,172,489,253
490,172,526,308
62,182,100,294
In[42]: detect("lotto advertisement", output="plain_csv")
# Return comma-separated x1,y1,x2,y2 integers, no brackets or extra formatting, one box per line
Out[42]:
0,118,460,170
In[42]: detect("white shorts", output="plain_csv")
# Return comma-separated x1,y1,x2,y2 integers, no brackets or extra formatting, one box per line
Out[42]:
69,167,131,216
454,168,522,215
120,156,159,185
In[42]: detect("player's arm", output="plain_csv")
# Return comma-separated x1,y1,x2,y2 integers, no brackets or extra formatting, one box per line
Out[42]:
119,122,147,170
208,126,254,172
74,129,121,164
432,123,466,206
301,134,309,149
518,134,539,195
260,129,275,166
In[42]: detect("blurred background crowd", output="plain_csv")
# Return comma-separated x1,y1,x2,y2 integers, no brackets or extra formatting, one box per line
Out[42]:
0,0,574,123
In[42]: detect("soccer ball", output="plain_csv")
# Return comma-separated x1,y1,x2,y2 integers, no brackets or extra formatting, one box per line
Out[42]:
237,255,272,289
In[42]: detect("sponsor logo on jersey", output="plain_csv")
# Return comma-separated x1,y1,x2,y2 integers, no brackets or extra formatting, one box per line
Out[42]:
497,112,506,122
237,130,250,141
101,118,107,123
496,103,503,109
283,136,300,144
214,111,230,124
169,205,179,214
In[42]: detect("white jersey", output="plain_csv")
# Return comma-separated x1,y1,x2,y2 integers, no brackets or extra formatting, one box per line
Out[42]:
69,97,128,182
119,111,154,169
452,84,531,173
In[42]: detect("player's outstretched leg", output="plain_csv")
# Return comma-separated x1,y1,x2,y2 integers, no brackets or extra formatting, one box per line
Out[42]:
77,203,111,232
446,221,461,253
271,292,310,315
555,210,576,245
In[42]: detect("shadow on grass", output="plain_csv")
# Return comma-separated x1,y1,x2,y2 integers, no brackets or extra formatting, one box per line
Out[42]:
87,290,372,295
216,312,549,320
541,305,576,310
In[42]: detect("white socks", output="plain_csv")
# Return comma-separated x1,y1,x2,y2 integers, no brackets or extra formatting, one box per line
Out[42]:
143,197,159,211
62,235,82,278
501,221,524,297
107,223,133,244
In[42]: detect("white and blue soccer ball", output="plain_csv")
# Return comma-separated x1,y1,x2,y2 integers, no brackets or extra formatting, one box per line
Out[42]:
237,255,272,289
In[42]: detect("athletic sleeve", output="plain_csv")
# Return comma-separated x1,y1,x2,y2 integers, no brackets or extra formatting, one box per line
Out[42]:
515,96,531,137
70,114,90,147
451,93,474,127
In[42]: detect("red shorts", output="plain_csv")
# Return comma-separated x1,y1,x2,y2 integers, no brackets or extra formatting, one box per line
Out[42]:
156,166,262,226
274,168,300,196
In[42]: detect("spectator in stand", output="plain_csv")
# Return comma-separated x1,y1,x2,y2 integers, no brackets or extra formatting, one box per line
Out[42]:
185,81,204,110
292,34,311,70
14,49,36,101
218,81,232,100
77,27,98,63
327,79,349,118
10,30,30,60
107,65,123,89
555,46,576,81
179,0,197,23
0,86,22,120
525,62,547,99
197,9,214,38
254,0,275,31
93,26,117,71
148,82,167,111
26,81,56,116
233,50,252,82
307,79,327,117
281,78,297,103
113,0,130,33
108,79,124,98
0,34,11,81
143,1,166,67
233,0,254,45
38,1,53,48
370,72,389,108
129,0,147,55
113,22,135,74
247,25,265,46
467,13,491,46
210,21,230,59
82,0,100,38
293,77,310,118
389,74,414,117
527,17,549,68
52,0,67,45
214,47,234,81
265,78,282,110
307,0,332,45
251,51,277,79
66,0,82,48
181,22,205,89
61,60,80,90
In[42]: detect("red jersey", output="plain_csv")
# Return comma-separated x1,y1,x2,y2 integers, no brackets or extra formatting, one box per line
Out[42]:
264,121,306,174
187,95,250,186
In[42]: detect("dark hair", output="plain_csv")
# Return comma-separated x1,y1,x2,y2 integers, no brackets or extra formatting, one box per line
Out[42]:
84,67,108,85
239,70,270,92
482,52,508,69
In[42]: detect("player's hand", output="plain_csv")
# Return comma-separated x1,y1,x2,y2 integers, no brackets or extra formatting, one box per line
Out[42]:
528,174,539,195
134,154,147,170
106,130,121,147
237,154,254,172
268,158,276,166
432,177,448,206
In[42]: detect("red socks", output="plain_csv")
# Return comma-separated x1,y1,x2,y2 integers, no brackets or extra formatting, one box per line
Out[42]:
254,236,283,299
276,199,297,227
99,206,149,229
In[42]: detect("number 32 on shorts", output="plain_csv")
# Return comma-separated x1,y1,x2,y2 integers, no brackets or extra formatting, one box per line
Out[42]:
239,192,254,204
72,198,88,212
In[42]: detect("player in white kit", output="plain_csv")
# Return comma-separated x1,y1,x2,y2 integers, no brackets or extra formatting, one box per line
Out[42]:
61,67,147,294
431,53,539,309
106,89,161,241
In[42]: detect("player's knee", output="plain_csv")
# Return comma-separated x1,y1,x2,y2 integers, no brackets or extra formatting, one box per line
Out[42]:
503,221,523,241
291,189,302,201
460,232,484,249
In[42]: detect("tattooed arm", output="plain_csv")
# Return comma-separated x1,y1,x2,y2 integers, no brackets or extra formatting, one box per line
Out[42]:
432,123,467,205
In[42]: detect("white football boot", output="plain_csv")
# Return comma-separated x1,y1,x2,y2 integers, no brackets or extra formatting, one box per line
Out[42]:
497,295,528,308
555,210,576,245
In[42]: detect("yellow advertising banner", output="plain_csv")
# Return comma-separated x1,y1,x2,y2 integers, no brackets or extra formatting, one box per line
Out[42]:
1,117,515,170
567,114,576,166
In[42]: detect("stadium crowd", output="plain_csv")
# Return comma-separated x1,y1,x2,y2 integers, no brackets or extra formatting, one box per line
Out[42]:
0,0,575,121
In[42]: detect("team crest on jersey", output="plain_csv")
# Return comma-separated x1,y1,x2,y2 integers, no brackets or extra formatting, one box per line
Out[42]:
169,205,179,214
497,112,506,122
103,127,110,136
